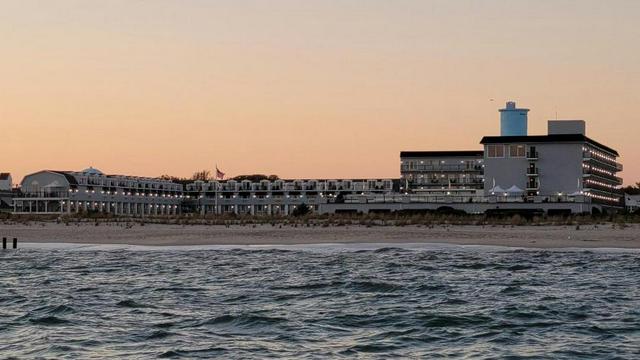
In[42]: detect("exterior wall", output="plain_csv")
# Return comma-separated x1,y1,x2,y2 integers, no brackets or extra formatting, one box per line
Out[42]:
485,142,582,197
537,143,584,196
626,195,640,213
548,120,585,135
0,175,11,191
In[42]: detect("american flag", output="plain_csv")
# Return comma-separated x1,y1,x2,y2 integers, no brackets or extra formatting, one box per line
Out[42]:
215,166,225,180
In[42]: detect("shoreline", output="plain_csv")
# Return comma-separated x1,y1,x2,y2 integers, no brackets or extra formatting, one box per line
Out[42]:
1,222,639,249
14,241,640,252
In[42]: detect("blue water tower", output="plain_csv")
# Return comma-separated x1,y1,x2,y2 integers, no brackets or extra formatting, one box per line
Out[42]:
499,101,529,136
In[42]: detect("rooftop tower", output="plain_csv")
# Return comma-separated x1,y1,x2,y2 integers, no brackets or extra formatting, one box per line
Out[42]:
499,101,529,136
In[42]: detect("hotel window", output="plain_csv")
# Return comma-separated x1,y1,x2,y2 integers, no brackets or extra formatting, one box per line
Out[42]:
487,145,505,158
509,144,526,157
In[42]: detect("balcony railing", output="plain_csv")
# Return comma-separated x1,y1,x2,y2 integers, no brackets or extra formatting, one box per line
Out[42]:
526,168,539,176
400,164,483,172
583,172,623,185
526,151,539,160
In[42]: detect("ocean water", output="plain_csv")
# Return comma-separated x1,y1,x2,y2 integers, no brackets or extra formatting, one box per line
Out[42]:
1,244,639,359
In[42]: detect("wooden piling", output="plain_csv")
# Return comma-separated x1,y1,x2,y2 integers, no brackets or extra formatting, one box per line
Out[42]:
2,237,6,249
13,238,17,249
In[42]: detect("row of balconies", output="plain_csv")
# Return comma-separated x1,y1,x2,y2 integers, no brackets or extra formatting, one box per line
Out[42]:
188,180,394,193
583,155,623,172
582,172,624,186
77,179,182,191
582,151,621,169
400,164,483,172
407,179,484,186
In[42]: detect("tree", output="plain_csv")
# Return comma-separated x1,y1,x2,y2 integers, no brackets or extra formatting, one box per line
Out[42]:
622,182,640,195
192,170,212,181
159,175,192,186
232,174,280,182
292,203,311,217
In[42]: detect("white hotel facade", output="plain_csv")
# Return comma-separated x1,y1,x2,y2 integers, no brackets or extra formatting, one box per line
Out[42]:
13,168,183,216
186,179,395,215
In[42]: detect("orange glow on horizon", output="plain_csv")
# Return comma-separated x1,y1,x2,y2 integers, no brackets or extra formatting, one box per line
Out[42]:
1,1,638,185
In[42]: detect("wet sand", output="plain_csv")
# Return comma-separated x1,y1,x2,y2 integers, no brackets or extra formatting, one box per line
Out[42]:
1,222,639,249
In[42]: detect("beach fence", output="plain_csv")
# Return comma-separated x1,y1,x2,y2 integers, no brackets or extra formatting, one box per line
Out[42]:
2,237,17,249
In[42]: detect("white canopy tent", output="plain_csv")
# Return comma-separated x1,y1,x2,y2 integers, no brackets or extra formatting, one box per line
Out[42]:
506,185,524,195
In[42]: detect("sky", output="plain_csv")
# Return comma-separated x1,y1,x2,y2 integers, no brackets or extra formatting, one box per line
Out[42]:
1,0,638,184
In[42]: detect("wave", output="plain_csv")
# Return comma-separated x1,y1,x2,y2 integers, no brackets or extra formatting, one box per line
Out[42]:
116,299,156,309
200,314,287,328
28,316,70,325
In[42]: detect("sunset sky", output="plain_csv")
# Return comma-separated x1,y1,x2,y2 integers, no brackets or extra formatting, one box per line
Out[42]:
1,0,638,184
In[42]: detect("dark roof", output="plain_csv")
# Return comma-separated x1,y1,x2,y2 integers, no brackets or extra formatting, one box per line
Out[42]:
0,173,10,180
400,151,484,158
49,171,79,186
479,134,619,156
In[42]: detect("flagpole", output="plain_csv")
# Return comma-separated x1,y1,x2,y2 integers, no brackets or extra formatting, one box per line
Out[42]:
214,163,218,215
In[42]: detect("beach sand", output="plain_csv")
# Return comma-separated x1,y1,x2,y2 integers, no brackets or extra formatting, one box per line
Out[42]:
1,222,639,249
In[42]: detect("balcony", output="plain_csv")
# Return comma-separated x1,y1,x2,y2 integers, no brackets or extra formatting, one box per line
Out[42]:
583,172,623,186
526,182,539,190
526,168,539,176
400,164,483,173
526,151,539,160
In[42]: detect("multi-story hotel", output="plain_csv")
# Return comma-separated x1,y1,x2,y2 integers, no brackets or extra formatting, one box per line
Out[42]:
400,151,484,198
481,120,623,210
186,178,395,215
13,168,183,215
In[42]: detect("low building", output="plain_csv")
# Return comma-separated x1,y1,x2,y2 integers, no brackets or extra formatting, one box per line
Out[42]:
400,151,484,199
13,167,183,216
0,173,13,213
626,195,640,213
186,178,395,215
0,173,11,191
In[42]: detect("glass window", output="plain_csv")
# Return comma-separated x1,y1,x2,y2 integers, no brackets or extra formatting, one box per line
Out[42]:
487,145,505,158
509,144,525,157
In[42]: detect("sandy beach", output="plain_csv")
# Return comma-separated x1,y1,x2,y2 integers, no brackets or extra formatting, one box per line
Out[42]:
0,222,639,249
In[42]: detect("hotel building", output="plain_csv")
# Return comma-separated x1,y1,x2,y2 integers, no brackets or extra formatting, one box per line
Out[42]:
13,168,183,215
400,151,484,198
481,119,623,211
186,178,395,215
